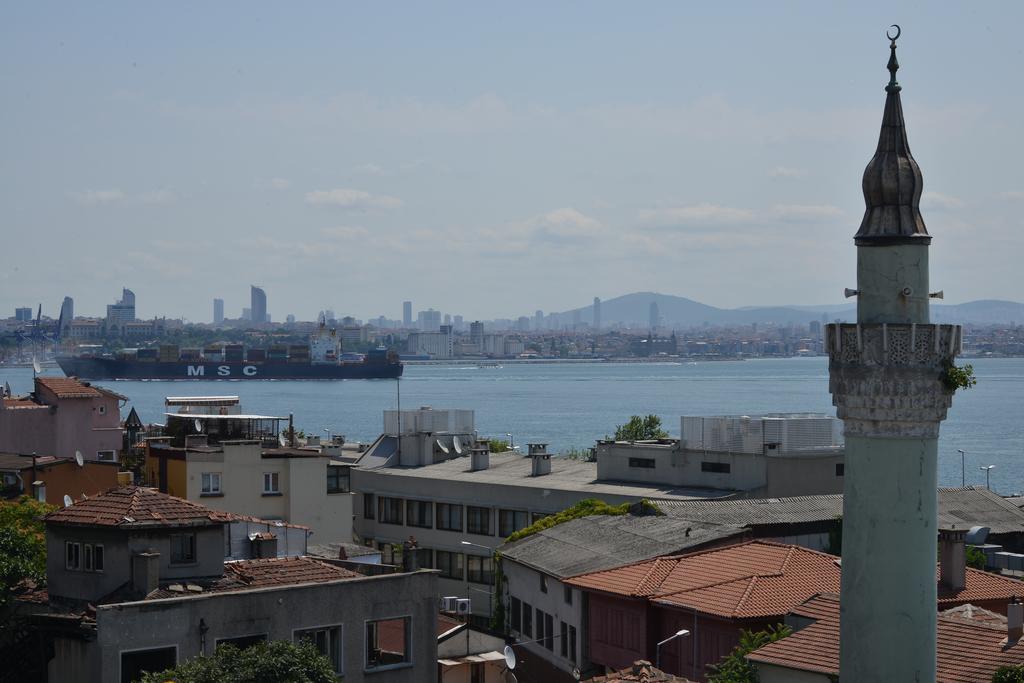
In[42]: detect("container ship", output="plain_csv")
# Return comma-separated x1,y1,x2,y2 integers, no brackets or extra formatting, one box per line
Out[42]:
56,326,402,381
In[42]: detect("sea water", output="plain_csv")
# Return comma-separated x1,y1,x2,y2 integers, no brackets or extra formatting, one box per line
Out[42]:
3,357,1021,494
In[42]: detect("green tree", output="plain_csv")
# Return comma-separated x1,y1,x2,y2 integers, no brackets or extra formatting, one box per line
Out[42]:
614,414,668,441
993,665,1024,683
0,496,52,608
488,439,510,453
139,641,336,683
707,625,792,683
967,544,988,570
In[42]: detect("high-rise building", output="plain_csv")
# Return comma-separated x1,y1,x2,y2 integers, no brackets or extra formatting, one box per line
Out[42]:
516,316,530,332
453,315,464,332
325,309,336,323
14,307,32,321
60,297,74,325
469,321,484,348
829,32,962,681
242,307,251,321
106,288,136,328
593,297,602,331
250,286,267,326
213,298,224,324
417,309,441,332
648,301,660,330
534,310,543,331
402,301,413,327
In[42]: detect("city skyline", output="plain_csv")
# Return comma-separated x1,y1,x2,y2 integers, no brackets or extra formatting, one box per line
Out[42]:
3,3,1023,321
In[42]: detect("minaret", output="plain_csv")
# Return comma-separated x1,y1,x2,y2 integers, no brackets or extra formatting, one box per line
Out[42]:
828,27,962,682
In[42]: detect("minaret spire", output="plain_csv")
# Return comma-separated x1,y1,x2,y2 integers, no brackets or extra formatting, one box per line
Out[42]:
855,24,929,246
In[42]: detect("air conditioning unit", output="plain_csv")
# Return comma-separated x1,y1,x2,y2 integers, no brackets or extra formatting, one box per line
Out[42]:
439,596,459,612
455,598,472,615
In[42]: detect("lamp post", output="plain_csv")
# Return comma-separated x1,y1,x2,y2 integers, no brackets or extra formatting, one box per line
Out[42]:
506,433,514,449
656,629,690,670
980,465,995,490
323,427,331,444
958,449,966,487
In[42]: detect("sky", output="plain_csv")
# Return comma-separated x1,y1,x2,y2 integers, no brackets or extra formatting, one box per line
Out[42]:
2,2,1023,323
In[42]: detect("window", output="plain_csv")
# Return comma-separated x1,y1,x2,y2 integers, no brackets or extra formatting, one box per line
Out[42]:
498,509,529,537
531,512,550,525
536,608,545,646
406,500,433,528
378,497,404,525
569,625,577,664
836,463,845,477
65,541,80,570
121,646,177,683
436,503,463,532
544,613,554,651
79,543,104,572
216,634,267,650
510,597,522,632
629,457,656,469
467,555,493,585
363,493,375,520
435,550,464,580
701,461,731,474
466,506,490,535
327,467,350,493
296,625,342,674
412,547,433,569
564,584,573,605
522,601,533,638
262,472,280,494
97,450,116,462
97,404,107,415
93,544,104,572
540,573,548,593
170,533,196,564
365,617,411,670
471,662,485,683
201,472,222,495
561,621,568,657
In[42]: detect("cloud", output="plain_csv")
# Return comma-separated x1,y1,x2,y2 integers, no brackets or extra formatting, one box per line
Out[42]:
71,189,175,206
770,204,843,221
532,207,603,241
304,188,403,210
638,203,755,228
254,178,291,190
768,166,805,179
320,226,370,240
999,191,1024,201
354,164,386,176
71,189,126,205
921,192,964,210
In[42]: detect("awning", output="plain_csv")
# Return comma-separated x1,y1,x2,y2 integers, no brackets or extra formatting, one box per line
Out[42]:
438,651,505,667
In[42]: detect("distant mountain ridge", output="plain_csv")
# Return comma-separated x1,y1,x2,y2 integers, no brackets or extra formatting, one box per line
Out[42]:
553,292,1024,327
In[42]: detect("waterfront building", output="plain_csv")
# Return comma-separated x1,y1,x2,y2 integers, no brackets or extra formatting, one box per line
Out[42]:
418,308,442,332
0,376,124,463
469,320,484,347
403,300,413,327
213,297,224,324
407,326,454,358
828,31,963,680
60,296,74,329
27,486,437,683
534,310,544,331
250,285,267,325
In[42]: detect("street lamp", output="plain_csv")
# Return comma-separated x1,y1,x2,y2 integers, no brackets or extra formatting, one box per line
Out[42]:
656,629,690,670
461,541,496,618
323,427,331,443
506,433,515,449
980,465,995,490
958,449,966,487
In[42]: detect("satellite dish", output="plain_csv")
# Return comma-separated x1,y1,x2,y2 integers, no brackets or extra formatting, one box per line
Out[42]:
279,433,288,447
453,435,464,455
74,450,84,467
506,674,517,683
504,645,516,670
572,667,581,681
194,418,203,432
436,439,450,455
63,494,72,508
32,357,41,375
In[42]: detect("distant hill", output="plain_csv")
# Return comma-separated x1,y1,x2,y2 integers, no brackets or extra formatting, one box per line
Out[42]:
553,292,1024,328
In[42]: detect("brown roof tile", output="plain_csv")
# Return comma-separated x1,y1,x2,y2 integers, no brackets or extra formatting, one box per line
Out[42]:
939,568,1024,606
35,376,102,399
748,593,1024,682
146,557,361,599
585,660,695,682
45,486,233,529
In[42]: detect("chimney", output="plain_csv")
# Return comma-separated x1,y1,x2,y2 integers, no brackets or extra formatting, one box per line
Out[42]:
939,527,967,592
132,550,161,598
470,444,490,471
1009,597,1023,643
528,443,548,456
251,533,278,558
402,536,419,572
531,453,551,477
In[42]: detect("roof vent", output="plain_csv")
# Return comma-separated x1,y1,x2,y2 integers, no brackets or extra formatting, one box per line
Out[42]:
531,453,551,477
471,445,490,472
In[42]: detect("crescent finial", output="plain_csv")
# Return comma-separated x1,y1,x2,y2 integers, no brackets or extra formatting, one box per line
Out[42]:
887,24,901,43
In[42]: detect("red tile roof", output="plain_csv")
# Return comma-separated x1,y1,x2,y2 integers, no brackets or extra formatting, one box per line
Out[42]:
567,541,842,620
748,593,1024,682
45,486,233,529
146,557,361,599
585,660,695,682
35,376,102,399
940,568,1024,606
1,397,45,409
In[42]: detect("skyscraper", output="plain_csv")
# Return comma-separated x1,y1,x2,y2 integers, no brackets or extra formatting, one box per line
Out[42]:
534,310,543,331
60,296,74,325
592,297,601,331
250,286,267,326
106,288,136,327
469,321,484,347
213,298,224,324
829,30,961,681
403,301,413,327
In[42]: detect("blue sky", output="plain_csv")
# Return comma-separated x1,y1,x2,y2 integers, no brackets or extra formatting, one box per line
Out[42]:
2,2,1022,322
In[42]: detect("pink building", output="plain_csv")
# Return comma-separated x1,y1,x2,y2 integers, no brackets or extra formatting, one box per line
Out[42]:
0,376,125,462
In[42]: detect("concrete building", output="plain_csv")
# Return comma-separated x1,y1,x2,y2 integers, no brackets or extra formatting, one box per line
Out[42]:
828,32,963,680
15,306,32,321
0,376,124,463
469,321,484,347
418,309,442,332
0,452,121,505
105,288,136,331
437,615,508,683
595,414,845,498
648,301,659,330
250,285,267,325
213,298,224,324
29,486,439,683
60,296,74,330
403,301,413,328
407,327,454,358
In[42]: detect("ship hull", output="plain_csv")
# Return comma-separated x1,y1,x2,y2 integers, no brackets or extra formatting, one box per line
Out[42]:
56,357,403,381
